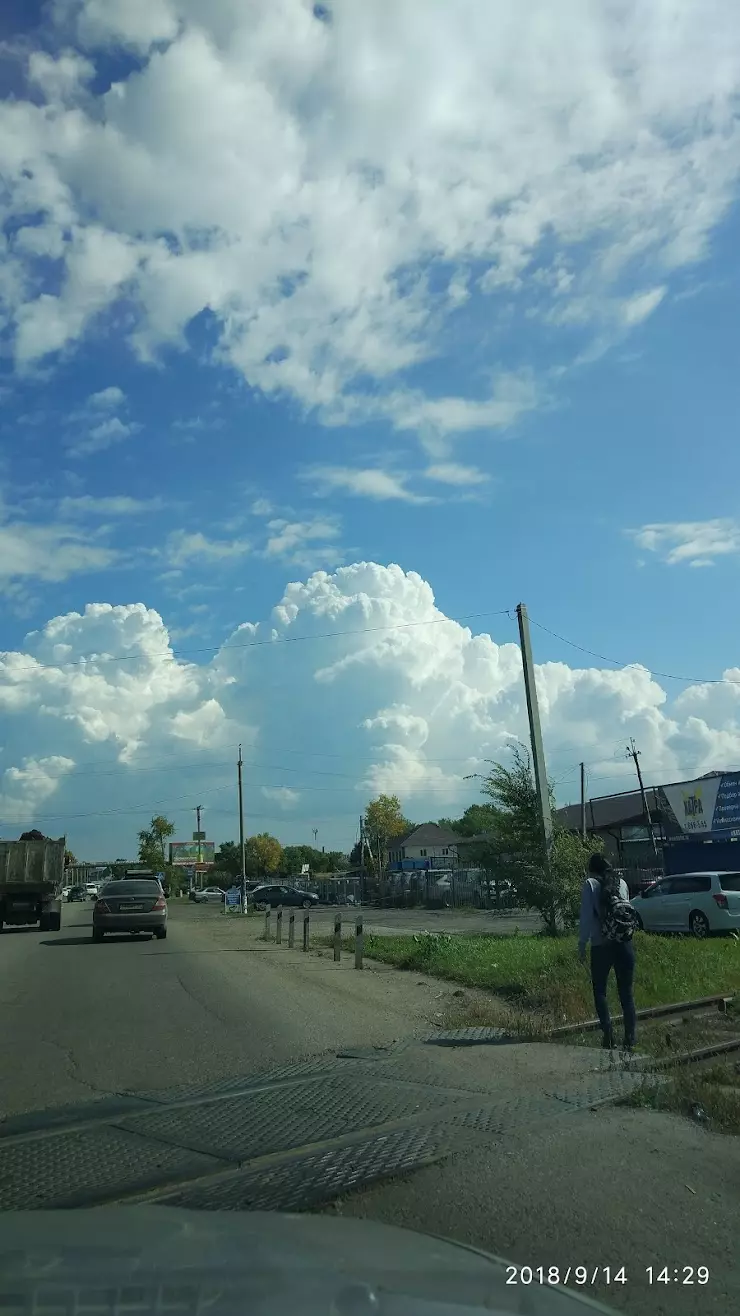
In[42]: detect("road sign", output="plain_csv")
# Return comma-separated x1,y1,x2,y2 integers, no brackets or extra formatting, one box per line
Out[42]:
192,831,206,841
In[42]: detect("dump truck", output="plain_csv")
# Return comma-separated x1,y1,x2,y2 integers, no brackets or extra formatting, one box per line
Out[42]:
0,832,65,932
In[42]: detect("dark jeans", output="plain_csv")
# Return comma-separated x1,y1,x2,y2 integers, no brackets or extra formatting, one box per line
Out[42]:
590,941,637,1048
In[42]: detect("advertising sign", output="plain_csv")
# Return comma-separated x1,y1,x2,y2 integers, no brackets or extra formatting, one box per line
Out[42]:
659,772,740,839
224,887,242,911
169,841,215,866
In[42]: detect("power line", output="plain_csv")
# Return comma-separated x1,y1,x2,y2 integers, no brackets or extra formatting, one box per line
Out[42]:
528,616,740,687
3,610,514,675
0,781,234,828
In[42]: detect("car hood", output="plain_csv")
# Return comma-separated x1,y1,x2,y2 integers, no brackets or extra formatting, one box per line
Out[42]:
0,1207,620,1316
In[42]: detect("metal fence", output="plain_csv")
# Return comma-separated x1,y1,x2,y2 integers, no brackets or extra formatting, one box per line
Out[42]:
360,868,518,911
614,865,664,895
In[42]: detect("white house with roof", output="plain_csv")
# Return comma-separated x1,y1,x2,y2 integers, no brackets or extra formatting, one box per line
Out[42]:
387,823,459,871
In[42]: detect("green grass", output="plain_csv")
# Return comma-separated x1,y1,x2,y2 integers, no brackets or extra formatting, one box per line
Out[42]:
363,931,740,1025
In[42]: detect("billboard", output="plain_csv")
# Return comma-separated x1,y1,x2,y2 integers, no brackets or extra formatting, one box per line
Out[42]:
659,773,740,839
170,841,215,866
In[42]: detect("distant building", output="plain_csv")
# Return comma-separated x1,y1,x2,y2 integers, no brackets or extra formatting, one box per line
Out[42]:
388,823,460,872
556,769,740,874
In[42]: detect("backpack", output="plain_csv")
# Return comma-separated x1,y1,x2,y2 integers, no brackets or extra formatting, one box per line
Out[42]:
598,876,640,943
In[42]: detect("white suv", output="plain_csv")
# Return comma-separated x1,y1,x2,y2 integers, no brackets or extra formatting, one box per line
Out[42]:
631,871,740,938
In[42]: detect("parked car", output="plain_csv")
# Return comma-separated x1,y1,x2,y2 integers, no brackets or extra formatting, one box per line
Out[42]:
92,879,167,941
630,871,740,938
189,886,225,904
251,884,320,910
66,885,87,902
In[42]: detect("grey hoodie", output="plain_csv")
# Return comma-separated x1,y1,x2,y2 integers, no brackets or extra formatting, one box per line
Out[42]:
578,874,630,955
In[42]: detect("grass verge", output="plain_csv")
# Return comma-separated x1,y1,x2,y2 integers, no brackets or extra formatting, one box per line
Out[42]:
361,931,740,1026
624,1061,740,1136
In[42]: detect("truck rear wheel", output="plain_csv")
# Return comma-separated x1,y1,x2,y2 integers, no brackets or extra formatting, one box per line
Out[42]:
39,914,50,932
49,913,61,932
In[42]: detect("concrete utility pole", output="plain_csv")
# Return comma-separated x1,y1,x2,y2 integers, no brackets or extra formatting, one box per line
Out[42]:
359,815,367,903
193,804,203,891
238,746,247,912
312,828,318,848
516,604,553,853
580,762,587,841
626,738,658,857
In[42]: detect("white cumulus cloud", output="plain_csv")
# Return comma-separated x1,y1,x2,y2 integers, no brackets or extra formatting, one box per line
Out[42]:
1,1,738,445
2,564,740,856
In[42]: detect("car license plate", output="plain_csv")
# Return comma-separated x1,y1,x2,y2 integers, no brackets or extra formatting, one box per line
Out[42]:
121,903,145,912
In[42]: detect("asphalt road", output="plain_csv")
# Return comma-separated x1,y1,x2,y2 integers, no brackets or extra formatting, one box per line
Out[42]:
0,899,448,1118
1,899,738,1316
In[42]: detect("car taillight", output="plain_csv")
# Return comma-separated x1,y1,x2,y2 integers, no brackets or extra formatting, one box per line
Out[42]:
96,900,111,913
712,892,729,909
153,896,166,910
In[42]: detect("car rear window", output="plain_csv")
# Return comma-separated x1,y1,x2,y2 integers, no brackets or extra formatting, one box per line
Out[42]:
719,873,740,892
102,881,163,896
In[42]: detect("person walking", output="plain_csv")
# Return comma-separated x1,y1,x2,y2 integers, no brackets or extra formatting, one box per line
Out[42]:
578,853,639,1051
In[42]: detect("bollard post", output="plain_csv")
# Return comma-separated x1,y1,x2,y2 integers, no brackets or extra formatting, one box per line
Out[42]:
288,911,295,948
355,914,364,970
333,912,341,962
303,910,310,951
276,905,283,944
263,908,271,941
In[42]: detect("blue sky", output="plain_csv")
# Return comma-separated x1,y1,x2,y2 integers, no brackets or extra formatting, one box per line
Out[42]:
2,1,740,858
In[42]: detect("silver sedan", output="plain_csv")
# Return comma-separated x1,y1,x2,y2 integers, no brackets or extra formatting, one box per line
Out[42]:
189,886,226,904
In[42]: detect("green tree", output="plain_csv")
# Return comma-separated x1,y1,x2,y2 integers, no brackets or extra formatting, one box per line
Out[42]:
364,794,411,872
279,844,347,876
137,815,175,873
245,832,283,878
438,803,500,837
214,841,242,878
64,848,77,867
478,745,601,934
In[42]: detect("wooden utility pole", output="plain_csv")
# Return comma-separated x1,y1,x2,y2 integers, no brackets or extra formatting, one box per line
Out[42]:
516,604,553,853
238,745,246,912
580,762,587,841
626,738,658,856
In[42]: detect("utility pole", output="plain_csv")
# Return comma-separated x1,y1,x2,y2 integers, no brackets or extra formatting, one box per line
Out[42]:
516,604,553,853
626,738,658,857
238,745,246,912
312,827,318,848
359,815,367,904
580,763,587,841
193,804,203,892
